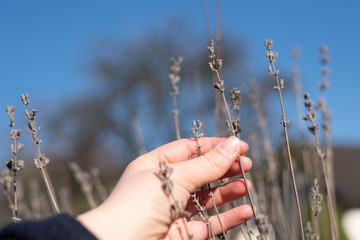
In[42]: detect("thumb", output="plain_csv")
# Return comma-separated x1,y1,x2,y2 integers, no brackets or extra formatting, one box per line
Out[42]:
172,136,244,193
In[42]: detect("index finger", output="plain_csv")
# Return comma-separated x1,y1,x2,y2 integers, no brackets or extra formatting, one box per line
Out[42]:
145,137,249,164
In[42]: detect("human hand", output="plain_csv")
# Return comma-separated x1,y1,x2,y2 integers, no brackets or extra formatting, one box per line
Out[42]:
77,136,253,240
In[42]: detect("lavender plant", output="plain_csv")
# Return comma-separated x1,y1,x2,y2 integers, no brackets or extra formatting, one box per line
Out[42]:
303,93,338,240
229,88,254,240
317,46,332,170
264,39,305,240
169,57,183,140
304,221,314,240
249,80,288,240
190,119,228,240
317,45,336,214
5,106,25,223
310,178,323,240
157,161,193,240
68,162,97,209
21,93,60,213
90,167,108,202
191,192,215,239
207,39,261,237
0,169,15,219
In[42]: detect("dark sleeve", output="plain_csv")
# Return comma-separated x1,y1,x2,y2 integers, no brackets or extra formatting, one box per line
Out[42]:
0,214,98,240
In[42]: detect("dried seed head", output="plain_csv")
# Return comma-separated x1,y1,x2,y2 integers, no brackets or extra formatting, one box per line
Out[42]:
305,100,313,109
34,154,50,169
169,57,182,97
320,45,328,54
280,79,284,89
32,109,37,118
308,124,319,135
17,143,24,153
303,93,310,99
6,159,15,171
216,59,223,70
319,80,329,90
305,221,313,238
213,79,224,93
24,109,31,120
17,160,25,170
5,106,15,114
207,39,223,72
311,178,323,216
229,88,241,111
321,67,330,76
264,39,273,50
196,120,202,128
292,47,300,58
20,93,30,105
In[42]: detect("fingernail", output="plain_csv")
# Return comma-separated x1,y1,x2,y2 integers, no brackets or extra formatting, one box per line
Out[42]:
216,136,240,156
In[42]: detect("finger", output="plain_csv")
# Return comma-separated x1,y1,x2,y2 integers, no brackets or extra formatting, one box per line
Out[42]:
186,179,251,216
144,137,248,165
221,156,252,179
187,204,253,240
172,136,243,193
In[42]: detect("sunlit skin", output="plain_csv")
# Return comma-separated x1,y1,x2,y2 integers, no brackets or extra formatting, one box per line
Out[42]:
78,136,253,240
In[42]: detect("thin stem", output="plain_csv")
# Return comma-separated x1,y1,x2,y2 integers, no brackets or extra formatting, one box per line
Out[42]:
13,136,19,221
266,41,305,240
313,135,338,240
91,168,108,202
216,72,257,220
172,95,181,140
1,170,15,219
210,192,228,240
41,167,60,213
208,40,261,236
191,120,225,239
169,57,182,140
304,93,338,240
249,79,289,240
169,194,193,240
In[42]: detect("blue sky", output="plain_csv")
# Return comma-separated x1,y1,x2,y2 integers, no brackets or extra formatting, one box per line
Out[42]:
1,1,359,160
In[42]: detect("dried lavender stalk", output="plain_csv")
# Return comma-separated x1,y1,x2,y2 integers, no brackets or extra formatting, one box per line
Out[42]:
0,169,15,218
69,162,97,209
317,46,337,228
207,40,261,237
303,93,338,240
292,48,312,180
190,119,228,240
249,80,289,240
21,93,60,213
256,215,275,240
304,221,313,240
131,116,147,155
6,106,25,222
229,88,253,240
169,57,183,140
264,39,305,240
191,192,215,239
29,179,43,218
310,178,322,239
90,167,108,202
157,161,193,240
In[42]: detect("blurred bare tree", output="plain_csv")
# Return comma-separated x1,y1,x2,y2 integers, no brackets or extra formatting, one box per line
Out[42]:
47,22,251,172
